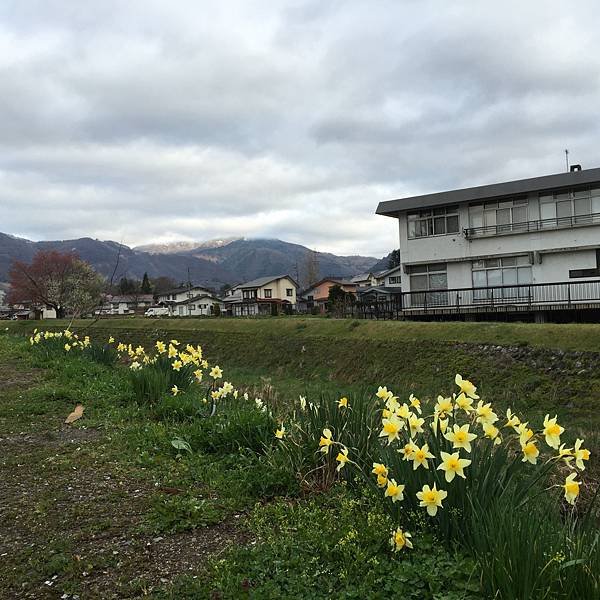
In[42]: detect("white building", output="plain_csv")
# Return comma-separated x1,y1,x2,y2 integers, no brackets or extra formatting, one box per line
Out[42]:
224,275,298,316
156,285,214,304
376,166,600,318
169,293,225,317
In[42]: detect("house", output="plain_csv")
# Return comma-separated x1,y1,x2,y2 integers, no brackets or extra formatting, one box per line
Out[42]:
376,165,600,320
168,293,225,317
373,265,403,288
97,294,154,316
300,278,358,313
156,285,214,305
225,275,298,316
350,272,379,288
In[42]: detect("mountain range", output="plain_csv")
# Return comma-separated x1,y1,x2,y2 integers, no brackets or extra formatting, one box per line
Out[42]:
0,233,387,291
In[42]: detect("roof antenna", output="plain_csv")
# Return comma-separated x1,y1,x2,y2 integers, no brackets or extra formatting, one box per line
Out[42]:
565,149,569,172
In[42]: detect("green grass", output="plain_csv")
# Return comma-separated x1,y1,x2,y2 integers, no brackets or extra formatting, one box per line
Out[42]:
2,319,599,598
7,315,600,351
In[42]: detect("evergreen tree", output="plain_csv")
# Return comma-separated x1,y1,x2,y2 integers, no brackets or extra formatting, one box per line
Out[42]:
388,249,401,269
141,272,152,294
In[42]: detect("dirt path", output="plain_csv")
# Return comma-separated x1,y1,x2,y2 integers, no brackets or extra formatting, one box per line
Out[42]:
0,353,246,599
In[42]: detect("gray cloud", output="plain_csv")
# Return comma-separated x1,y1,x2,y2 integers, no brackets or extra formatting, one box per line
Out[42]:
1,0,600,257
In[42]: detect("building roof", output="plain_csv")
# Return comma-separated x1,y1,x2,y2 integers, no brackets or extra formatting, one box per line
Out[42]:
350,272,374,283
376,166,600,216
239,275,298,289
377,265,403,278
357,286,402,296
173,293,223,305
158,285,213,296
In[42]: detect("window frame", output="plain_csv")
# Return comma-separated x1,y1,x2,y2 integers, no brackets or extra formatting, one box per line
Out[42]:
407,206,459,239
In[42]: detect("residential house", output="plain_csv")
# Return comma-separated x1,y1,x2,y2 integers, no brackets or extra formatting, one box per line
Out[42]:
224,275,298,316
300,278,358,313
169,293,225,317
350,272,379,288
376,165,600,320
97,294,154,316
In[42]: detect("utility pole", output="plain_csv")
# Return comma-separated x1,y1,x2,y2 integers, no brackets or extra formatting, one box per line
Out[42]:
187,266,192,317
565,149,569,172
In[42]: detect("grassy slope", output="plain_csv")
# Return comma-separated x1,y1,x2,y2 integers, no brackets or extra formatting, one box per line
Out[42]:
0,334,480,599
7,318,600,438
7,316,600,351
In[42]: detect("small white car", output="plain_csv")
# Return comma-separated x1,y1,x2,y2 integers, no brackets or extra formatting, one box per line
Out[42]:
144,307,170,317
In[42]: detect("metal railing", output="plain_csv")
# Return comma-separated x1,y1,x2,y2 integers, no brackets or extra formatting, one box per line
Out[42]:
349,279,600,318
464,212,600,238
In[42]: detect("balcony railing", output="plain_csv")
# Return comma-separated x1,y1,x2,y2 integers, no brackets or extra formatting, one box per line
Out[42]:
464,212,600,239
350,280,600,319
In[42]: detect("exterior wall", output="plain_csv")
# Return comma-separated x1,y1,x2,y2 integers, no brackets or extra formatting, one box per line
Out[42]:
307,280,357,301
253,277,297,304
398,199,600,292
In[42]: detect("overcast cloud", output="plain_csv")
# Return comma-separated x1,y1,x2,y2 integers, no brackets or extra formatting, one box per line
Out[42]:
1,0,599,257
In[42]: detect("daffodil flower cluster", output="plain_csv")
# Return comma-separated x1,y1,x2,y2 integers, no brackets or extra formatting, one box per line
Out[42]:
370,374,591,551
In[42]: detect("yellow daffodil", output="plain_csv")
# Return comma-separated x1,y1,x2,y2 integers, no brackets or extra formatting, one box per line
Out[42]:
299,396,307,410
417,483,448,516
167,344,178,358
220,381,234,396
171,385,179,396
455,373,479,399
376,386,393,401
275,425,285,439
319,428,334,454
483,422,501,445
64,343,71,352
117,342,127,352
543,414,564,450
210,365,223,379
170,339,180,346
396,403,411,419
336,447,349,471
558,444,574,464
412,443,434,470
476,401,498,426
338,397,349,408
108,336,115,344
379,416,404,444
434,395,453,417
573,439,590,470
517,422,534,445
563,472,580,505
521,441,539,464
211,389,222,400
390,528,413,551
505,408,521,431
408,413,425,437
437,451,471,482
155,341,166,353
384,478,405,502
372,463,389,487
445,423,477,453
400,439,418,461
454,392,474,414
172,360,182,371
255,398,264,410
409,394,422,414
193,369,203,382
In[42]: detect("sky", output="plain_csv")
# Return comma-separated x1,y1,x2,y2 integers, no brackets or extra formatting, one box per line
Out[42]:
1,1,599,258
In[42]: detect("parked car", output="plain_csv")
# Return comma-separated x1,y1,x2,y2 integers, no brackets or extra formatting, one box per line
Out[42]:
144,307,170,317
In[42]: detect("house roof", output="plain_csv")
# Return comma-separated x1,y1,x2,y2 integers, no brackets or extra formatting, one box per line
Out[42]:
350,272,374,283
173,293,223,305
158,285,212,296
303,277,357,293
376,166,600,216
376,265,403,278
357,286,402,296
239,275,298,289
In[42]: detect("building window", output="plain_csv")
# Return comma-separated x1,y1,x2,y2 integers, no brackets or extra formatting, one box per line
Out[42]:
407,206,459,238
242,289,257,300
189,305,195,310
264,288,273,298
469,197,529,232
472,255,532,300
540,187,600,227
388,276,401,284
407,263,447,306
286,288,293,297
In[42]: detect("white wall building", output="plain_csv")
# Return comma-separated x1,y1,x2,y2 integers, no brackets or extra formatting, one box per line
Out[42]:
376,166,600,315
